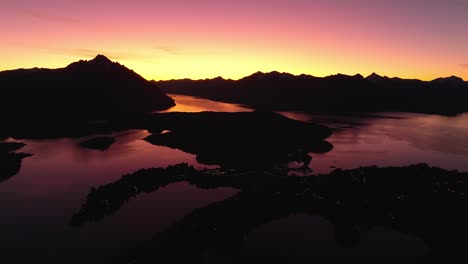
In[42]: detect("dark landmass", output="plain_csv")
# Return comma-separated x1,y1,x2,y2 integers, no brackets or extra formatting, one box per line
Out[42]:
0,104,332,148
70,163,199,226
157,72,468,115
144,110,333,168
0,142,26,153
0,142,32,182
71,163,468,263
79,136,116,151
0,55,174,121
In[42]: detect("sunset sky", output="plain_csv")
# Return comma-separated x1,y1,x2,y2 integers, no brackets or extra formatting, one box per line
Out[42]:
1,0,467,80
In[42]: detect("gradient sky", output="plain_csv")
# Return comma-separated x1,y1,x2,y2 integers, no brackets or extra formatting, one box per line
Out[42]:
1,0,468,80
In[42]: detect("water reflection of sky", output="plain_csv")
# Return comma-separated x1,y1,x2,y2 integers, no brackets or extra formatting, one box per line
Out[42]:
310,113,468,174
159,94,253,113
0,129,235,264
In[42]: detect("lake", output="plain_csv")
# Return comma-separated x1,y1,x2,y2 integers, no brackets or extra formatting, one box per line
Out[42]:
2,94,468,263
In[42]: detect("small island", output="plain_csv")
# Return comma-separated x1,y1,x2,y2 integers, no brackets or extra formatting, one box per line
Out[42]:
0,142,32,182
79,136,116,151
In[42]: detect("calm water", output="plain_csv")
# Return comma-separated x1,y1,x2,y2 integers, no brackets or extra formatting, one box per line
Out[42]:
2,94,468,263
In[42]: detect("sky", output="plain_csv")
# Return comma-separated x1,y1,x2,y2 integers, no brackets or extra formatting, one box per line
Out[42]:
1,0,468,80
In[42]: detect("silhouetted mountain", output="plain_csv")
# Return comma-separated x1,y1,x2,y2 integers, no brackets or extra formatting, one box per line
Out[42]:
157,72,468,115
243,71,297,81
365,72,387,82
429,75,465,88
0,55,175,120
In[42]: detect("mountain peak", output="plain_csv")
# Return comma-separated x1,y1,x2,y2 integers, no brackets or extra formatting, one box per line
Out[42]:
354,73,364,79
0,56,175,119
366,72,387,82
430,75,465,88
91,54,113,64
243,71,296,81
65,54,121,71
367,72,382,78
447,75,464,82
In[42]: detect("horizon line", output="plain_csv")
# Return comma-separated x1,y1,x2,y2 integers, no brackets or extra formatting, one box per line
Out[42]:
1,54,465,83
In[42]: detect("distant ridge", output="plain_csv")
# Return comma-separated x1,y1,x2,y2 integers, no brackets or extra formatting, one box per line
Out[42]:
157,71,468,115
157,71,465,83
0,55,175,119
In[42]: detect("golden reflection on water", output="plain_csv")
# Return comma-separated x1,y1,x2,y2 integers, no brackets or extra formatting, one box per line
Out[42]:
159,94,252,113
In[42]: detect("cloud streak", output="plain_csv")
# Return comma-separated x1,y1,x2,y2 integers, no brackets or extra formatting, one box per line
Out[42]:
24,11,80,24
461,64,468,69
154,46,180,55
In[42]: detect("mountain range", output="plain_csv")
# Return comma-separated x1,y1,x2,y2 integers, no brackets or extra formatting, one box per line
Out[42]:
1,55,467,118
157,71,468,115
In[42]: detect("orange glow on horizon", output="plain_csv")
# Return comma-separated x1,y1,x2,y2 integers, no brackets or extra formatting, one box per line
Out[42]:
1,51,465,82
